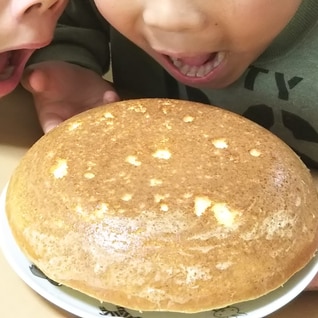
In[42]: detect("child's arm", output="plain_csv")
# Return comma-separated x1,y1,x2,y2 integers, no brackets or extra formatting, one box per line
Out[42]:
22,0,119,133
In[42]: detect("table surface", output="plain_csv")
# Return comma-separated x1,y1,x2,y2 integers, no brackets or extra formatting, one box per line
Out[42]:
0,86,317,318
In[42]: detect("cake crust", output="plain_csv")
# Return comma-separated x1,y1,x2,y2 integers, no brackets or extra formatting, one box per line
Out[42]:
5,98,318,313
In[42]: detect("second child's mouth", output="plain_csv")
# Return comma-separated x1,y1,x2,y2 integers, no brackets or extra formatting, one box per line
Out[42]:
167,52,225,78
0,50,32,81
0,49,35,96
0,52,14,81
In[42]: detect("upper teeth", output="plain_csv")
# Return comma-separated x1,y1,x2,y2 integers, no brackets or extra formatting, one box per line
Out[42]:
0,65,14,81
170,53,225,78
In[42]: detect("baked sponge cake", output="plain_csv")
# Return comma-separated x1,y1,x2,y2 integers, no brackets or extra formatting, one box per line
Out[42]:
5,98,318,313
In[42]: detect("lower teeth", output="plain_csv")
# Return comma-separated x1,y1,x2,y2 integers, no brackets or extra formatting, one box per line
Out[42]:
170,53,224,78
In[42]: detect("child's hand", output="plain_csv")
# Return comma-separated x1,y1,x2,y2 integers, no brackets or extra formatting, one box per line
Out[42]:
306,273,318,291
21,61,120,133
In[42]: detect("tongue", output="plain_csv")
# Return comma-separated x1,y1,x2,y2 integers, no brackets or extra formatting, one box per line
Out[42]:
0,52,11,72
178,53,214,66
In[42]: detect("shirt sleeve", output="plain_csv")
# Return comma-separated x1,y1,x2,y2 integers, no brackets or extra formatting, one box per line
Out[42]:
28,0,110,75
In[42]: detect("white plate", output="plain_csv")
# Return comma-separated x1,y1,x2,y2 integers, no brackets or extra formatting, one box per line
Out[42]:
1,184,318,318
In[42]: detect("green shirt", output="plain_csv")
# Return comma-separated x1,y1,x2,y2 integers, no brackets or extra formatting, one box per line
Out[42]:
30,0,318,168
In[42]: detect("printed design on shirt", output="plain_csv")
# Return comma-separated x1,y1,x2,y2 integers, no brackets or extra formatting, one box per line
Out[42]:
245,66,303,101
282,110,318,142
185,86,211,104
242,104,274,129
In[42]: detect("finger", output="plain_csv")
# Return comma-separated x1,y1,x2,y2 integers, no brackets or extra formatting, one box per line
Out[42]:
306,275,318,290
103,90,120,104
21,67,48,93
38,111,63,133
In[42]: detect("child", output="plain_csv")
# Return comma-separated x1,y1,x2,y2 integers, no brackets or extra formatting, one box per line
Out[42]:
0,0,66,98
23,0,318,290
24,0,318,169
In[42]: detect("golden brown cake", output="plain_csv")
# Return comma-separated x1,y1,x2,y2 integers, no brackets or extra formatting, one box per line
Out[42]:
5,98,318,313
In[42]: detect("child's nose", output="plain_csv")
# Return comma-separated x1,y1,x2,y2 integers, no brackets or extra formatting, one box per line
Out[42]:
143,0,206,32
17,0,63,18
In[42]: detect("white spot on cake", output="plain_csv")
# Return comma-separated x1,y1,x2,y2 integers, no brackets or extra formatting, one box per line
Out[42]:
75,205,85,217
150,178,163,186
160,106,169,114
183,115,194,123
160,204,169,212
54,219,64,228
51,159,68,179
126,155,141,166
212,138,228,149
76,203,109,220
94,263,104,273
121,193,133,201
68,121,82,131
95,203,109,218
164,121,172,129
212,203,238,227
87,161,97,168
216,262,233,270
152,149,171,160
75,204,92,220
295,197,301,207
101,112,115,126
273,168,286,187
262,210,295,239
249,148,261,157
47,151,55,158
240,227,258,241
128,104,147,113
194,196,212,217
103,112,114,119
84,172,95,179
90,223,131,252
183,265,211,284
154,194,169,203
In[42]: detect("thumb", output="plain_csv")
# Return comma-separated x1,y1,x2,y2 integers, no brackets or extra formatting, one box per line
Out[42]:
21,67,48,93
103,90,120,104
40,112,63,133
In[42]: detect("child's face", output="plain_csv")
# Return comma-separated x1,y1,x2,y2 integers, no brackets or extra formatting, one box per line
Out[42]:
95,0,302,89
0,0,67,97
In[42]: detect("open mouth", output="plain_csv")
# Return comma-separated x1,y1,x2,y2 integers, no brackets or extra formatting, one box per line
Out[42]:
0,51,15,81
0,49,35,96
0,49,34,81
167,52,225,78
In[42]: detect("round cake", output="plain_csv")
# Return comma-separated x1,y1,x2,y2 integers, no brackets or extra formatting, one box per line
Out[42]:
5,98,318,313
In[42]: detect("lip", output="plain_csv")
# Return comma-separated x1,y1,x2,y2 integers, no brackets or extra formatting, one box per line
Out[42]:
154,51,227,87
0,49,36,97
0,38,53,53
